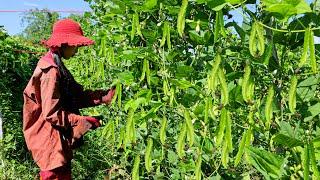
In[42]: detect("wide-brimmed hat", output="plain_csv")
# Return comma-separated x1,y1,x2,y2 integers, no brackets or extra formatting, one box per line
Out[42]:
42,19,94,47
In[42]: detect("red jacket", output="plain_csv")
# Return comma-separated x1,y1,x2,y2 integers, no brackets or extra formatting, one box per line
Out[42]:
23,52,104,171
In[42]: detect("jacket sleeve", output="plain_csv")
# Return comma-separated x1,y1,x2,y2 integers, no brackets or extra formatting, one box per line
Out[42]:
40,67,83,129
71,81,108,109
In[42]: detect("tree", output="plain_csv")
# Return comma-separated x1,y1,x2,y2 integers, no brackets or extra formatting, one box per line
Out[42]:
20,8,59,43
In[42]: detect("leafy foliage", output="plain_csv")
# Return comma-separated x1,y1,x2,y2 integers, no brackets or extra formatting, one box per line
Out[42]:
0,28,44,179
1,0,320,179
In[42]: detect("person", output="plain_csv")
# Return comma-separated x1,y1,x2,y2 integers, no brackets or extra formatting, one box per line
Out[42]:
22,18,115,180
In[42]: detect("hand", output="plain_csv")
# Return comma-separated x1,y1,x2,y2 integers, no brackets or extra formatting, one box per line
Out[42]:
101,88,116,104
84,116,101,129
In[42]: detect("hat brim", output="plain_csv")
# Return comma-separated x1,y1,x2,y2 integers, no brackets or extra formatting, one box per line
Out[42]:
42,34,95,47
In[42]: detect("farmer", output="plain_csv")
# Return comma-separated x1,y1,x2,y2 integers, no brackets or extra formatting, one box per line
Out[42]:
22,18,115,180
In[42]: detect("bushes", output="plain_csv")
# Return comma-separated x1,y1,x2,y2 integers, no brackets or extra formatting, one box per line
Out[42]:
0,28,42,179
1,0,320,179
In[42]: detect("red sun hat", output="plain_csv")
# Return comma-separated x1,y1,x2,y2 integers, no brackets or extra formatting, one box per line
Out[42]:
42,18,94,47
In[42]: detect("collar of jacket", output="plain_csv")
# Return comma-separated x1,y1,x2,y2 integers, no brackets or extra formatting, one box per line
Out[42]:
38,51,58,70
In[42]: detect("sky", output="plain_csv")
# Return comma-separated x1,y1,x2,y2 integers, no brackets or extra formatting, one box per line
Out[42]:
0,0,91,35
0,0,314,36
0,0,247,36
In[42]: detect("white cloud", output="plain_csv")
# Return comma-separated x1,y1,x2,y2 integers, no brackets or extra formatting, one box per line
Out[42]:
23,2,39,7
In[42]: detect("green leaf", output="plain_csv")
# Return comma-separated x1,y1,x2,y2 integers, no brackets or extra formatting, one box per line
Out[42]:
189,30,212,45
207,0,227,11
246,147,286,179
298,75,319,87
203,138,214,154
124,97,147,111
168,150,179,164
297,85,317,102
143,0,157,10
196,0,207,4
226,21,245,42
278,121,302,140
309,103,320,115
295,0,313,14
175,64,194,79
261,0,312,20
273,133,304,148
171,79,193,89
230,85,244,104
117,71,134,86
226,0,244,4
297,76,318,102
140,102,163,120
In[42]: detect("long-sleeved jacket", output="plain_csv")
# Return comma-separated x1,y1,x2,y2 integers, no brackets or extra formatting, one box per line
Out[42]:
23,51,105,171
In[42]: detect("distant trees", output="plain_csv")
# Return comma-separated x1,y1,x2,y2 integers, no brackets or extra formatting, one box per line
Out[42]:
20,9,59,43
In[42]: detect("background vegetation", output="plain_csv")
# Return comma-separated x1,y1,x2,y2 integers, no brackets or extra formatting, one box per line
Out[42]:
1,0,320,179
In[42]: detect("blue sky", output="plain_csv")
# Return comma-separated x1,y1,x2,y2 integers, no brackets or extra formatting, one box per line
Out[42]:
0,0,91,35
0,0,314,36
0,0,247,35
